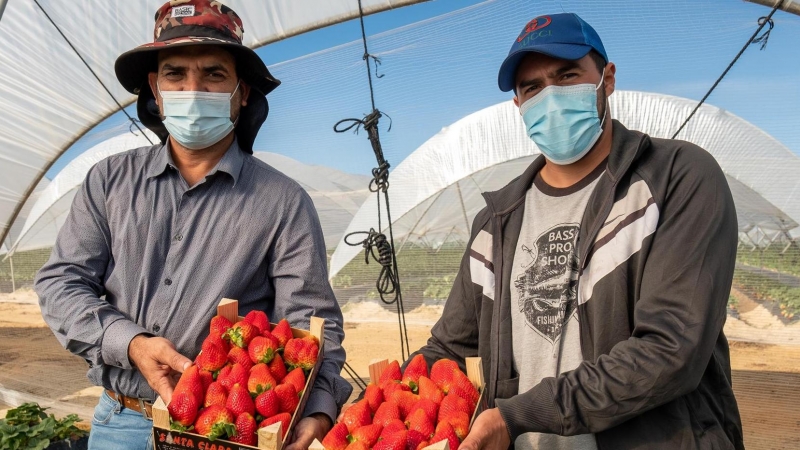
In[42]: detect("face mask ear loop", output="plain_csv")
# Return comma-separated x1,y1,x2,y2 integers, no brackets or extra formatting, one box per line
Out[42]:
230,80,242,126
596,68,608,130
229,80,241,100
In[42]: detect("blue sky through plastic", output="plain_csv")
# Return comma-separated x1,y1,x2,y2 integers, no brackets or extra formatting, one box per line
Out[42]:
47,0,800,179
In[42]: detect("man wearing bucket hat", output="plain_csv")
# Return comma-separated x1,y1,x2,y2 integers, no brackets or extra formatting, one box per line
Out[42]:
35,2,351,449
403,13,744,450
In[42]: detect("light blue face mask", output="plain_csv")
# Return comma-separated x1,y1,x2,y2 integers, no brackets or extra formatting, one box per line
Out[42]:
158,81,240,150
520,73,606,165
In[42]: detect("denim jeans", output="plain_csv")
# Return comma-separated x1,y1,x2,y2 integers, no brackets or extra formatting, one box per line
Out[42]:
88,391,153,450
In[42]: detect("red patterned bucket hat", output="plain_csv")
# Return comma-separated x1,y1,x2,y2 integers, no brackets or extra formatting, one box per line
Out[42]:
115,0,280,95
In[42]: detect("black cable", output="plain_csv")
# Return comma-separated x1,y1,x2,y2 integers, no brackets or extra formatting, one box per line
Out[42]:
343,361,368,391
334,0,411,361
33,0,153,144
671,0,783,139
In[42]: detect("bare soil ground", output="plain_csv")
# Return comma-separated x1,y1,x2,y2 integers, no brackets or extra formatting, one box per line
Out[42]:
1,291,798,447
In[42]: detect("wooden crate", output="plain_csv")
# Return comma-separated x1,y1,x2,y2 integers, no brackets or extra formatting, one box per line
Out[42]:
309,357,486,450
151,298,325,450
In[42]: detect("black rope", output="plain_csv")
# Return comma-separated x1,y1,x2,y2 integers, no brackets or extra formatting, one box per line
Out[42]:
334,0,411,361
33,0,153,145
671,1,783,139
345,229,399,303
343,361,368,391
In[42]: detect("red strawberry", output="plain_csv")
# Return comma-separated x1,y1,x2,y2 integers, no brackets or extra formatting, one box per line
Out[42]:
430,359,459,393
350,423,383,447
391,390,419,420
415,441,429,450
210,315,233,339
379,419,406,438
220,363,248,391
344,442,370,450
379,360,402,384
406,430,428,450
449,371,480,408
194,405,235,440
224,320,258,348
274,383,299,414
204,382,228,408
167,390,199,428
342,399,372,433
229,412,257,445
402,354,428,390
373,431,407,450
321,422,350,450
199,369,214,392
438,393,472,423
226,383,255,417
364,383,384,412
431,421,459,450
248,335,278,364
227,346,253,371
443,411,471,440
284,336,319,370
417,376,443,405
381,379,411,400
217,365,231,384
283,367,306,394
203,332,231,354
271,319,293,349
255,389,280,419
259,412,291,439
195,339,228,373
413,398,439,423
248,363,277,396
243,309,270,334
373,402,402,428
173,365,204,406
405,408,435,438
268,353,288,383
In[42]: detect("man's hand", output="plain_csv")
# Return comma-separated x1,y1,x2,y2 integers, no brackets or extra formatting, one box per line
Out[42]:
127,334,191,405
335,402,353,423
458,408,511,450
285,413,332,450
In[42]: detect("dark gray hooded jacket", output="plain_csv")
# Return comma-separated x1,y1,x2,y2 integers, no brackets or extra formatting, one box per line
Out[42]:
410,120,744,449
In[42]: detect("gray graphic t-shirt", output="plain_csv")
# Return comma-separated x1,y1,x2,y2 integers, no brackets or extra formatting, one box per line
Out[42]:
511,163,605,450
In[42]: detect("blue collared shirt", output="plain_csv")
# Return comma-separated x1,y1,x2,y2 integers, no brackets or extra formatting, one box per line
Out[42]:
35,140,351,422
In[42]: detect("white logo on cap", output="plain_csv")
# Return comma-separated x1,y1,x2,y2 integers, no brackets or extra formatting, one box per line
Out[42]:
172,5,195,18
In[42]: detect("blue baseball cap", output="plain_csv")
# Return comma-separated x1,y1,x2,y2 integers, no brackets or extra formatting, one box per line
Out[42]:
498,13,608,92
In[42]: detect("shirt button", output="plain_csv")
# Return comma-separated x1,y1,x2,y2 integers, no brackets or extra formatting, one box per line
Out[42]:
164,279,172,286
153,324,161,333
174,234,183,241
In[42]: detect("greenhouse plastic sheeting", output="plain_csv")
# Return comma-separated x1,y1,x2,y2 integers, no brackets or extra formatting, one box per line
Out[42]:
0,0,427,245
7,133,370,255
329,90,800,278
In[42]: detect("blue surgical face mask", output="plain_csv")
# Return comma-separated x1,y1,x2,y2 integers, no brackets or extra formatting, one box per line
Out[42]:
158,81,240,150
520,72,606,165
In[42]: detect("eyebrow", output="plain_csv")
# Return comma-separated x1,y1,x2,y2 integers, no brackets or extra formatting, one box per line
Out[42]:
517,61,584,90
160,63,230,74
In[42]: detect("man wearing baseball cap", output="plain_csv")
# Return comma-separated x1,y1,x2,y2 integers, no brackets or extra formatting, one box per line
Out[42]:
35,2,351,449
405,13,744,449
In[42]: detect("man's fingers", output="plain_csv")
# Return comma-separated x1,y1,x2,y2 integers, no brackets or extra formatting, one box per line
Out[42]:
155,376,175,405
458,434,479,450
336,403,353,423
161,344,191,373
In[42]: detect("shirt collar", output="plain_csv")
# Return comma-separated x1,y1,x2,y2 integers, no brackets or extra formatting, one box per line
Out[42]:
145,139,245,186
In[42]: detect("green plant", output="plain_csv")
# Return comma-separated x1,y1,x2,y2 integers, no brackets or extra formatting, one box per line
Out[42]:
423,275,455,301
0,403,87,450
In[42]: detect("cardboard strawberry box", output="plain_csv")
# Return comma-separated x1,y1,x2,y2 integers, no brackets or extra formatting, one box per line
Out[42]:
310,356,486,450
151,298,325,450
